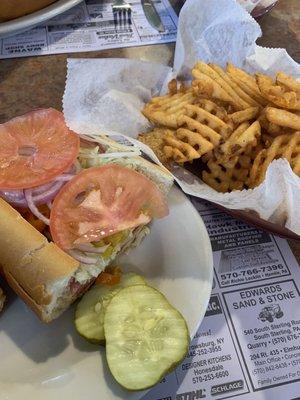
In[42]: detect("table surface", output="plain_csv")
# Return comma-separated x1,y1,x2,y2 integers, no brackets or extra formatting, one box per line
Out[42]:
1,0,300,258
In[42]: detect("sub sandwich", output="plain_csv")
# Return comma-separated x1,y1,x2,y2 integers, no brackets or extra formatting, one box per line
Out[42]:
0,109,173,322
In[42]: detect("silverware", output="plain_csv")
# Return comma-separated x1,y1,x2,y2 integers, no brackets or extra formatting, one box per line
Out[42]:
141,0,165,32
112,0,132,27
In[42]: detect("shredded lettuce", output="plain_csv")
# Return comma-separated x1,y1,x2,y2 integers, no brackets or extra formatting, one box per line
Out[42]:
74,226,150,284
74,138,149,283
78,142,141,169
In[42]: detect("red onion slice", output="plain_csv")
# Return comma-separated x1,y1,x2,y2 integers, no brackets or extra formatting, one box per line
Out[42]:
24,189,50,225
0,179,65,207
0,190,27,207
75,243,109,254
0,163,77,223
31,181,56,196
55,174,75,182
79,135,99,144
68,250,97,265
65,164,77,175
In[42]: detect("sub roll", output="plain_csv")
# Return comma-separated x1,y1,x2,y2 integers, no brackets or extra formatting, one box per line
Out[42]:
0,198,82,322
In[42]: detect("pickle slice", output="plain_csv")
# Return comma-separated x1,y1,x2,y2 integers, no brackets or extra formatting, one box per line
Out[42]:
104,285,189,390
75,273,146,344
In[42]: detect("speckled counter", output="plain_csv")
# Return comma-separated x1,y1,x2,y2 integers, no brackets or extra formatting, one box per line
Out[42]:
0,0,300,258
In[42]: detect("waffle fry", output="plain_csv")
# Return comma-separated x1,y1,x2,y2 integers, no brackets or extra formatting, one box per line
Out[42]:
265,107,300,130
249,132,300,187
227,63,256,87
201,151,214,163
229,107,260,125
181,104,232,138
191,72,241,109
142,89,196,128
163,146,190,164
176,115,221,155
176,128,214,155
215,121,261,168
168,79,187,95
276,72,300,94
177,116,221,147
168,79,178,95
163,131,201,163
138,60,300,194
227,64,268,107
202,142,263,192
193,62,251,110
203,124,263,167
261,133,274,148
209,63,260,108
258,109,284,137
256,73,300,111
202,157,249,192
196,98,228,121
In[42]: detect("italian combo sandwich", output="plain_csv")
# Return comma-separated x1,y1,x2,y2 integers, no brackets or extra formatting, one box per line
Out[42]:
0,108,173,322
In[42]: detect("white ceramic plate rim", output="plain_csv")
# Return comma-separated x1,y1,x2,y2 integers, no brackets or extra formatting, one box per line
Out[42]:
0,0,83,38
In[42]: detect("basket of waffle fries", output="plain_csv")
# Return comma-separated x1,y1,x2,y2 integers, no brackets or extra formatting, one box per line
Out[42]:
138,61,300,239
63,0,300,239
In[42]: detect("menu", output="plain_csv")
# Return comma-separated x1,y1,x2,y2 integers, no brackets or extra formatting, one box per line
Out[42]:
143,198,300,400
0,0,178,59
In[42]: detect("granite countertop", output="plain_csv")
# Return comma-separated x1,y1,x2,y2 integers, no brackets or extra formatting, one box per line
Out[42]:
0,0,300,258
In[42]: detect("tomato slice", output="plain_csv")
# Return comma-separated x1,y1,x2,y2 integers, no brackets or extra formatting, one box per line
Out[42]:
50,165,169,250
0,109,80,189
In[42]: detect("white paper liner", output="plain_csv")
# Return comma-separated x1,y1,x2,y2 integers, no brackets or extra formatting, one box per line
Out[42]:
64,58,173,138
63,0,300,236
173,0,262,75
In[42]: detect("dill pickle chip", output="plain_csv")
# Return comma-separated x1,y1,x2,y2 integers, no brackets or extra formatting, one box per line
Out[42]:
75,273,146,344
104,285,189,390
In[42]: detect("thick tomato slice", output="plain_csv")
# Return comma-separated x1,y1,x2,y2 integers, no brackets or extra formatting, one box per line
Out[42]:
50,165,169,250
0,109,79,189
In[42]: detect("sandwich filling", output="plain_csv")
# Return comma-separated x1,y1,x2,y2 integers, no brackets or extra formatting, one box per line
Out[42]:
0,109,171,322
49,164,168,261
72,225,150,285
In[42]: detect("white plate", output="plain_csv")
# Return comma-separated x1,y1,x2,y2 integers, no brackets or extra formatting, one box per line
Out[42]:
0,186,213,400
0,0,83,39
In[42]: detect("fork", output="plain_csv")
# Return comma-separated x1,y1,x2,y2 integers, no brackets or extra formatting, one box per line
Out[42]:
112,0,132,28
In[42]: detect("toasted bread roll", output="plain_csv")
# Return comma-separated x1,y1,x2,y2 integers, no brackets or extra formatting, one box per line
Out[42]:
0,198,80,322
